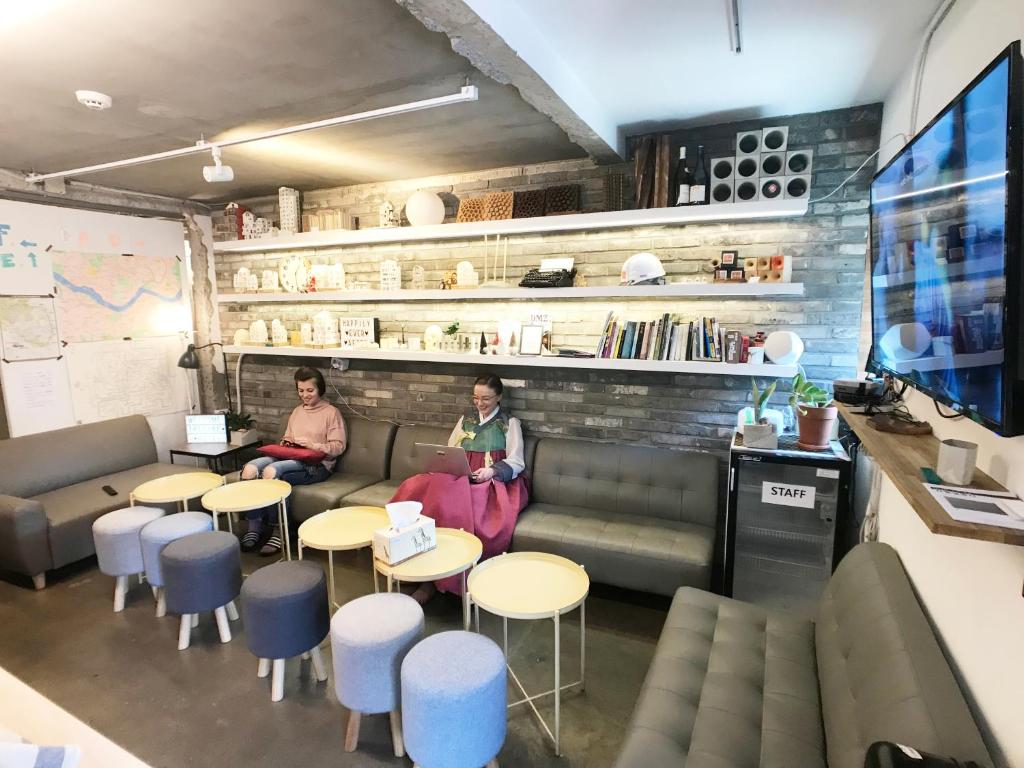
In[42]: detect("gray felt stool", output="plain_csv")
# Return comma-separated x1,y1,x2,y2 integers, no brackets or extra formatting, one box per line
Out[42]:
240,560,330,702
92,506,166,612
161,530,242,651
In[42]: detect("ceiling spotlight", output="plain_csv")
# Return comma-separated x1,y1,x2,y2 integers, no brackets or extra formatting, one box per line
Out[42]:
76,90,112,110
202,146,234,183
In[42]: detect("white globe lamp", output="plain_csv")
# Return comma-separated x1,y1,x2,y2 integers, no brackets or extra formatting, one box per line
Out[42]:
404,191,446,227
764,331,804,365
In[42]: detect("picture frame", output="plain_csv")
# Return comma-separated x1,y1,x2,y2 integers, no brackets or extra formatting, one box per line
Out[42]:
519,324,544,356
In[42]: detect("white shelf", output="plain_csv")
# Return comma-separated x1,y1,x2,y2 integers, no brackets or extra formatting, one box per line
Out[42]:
871,255,1004,289
216,282,805,304
213,199,808,253
887,349,1004,374
222,345,797,378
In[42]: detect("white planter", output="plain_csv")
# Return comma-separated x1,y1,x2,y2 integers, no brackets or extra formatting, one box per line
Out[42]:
230,429,259,447
743,423,778,450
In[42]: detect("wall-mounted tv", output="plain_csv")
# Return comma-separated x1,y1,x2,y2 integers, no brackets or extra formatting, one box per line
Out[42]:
868,42,1024,436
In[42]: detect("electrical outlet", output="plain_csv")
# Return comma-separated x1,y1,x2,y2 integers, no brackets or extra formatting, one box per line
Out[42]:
330,357,349,371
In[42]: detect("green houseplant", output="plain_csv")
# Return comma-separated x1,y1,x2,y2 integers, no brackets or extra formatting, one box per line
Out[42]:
789,372,837,450
744,379,779,449
226,411,258,447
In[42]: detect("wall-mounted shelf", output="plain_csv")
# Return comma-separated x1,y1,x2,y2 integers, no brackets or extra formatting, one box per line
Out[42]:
836,403,1024,546
222,345,797,378
213,199,809,253
217,282,805,304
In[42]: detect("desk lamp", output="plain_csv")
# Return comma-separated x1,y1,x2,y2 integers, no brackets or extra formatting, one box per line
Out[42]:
177,342,233,412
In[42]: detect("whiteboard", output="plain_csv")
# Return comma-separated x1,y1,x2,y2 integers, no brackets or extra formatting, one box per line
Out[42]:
65,337,190,425
0,357,76,436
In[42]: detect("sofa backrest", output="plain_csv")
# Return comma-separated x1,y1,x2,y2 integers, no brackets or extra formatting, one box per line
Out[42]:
389,424,452,482
0,415,157,498
334,416,396,479
816,543,991,768
530,438,719,527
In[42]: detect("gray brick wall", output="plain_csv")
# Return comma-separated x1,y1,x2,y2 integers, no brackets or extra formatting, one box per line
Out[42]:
213,103,882,461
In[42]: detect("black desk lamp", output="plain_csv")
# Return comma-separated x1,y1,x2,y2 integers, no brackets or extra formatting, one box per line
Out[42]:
177,342,234,412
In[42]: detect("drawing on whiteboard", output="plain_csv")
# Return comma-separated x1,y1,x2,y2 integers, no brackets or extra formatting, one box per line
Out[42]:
0,357,76,436
0,221,55,296
66,337,189,423
52,251,184,343
0,297,61,361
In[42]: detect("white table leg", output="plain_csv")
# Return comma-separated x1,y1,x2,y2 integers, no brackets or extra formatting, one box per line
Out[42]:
372,555,379,593
182,497,189,512
503,616,508,658
462,571,470,631
279,499,292,560
129,493,135,507
226,510,234,535
271,659,285,702
554,612,561,757
327,550,336,609
474,602,480,634
212,510,221,532
214,606,232,643
580,600,586,692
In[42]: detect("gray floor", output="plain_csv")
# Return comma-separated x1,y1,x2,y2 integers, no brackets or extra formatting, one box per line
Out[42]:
0,548,668,768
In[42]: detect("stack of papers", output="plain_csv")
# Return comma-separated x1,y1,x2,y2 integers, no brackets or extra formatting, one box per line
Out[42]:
923,484,1024,530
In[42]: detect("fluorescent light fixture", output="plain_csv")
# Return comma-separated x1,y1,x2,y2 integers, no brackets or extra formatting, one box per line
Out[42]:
872,171,1008,204
202,146,234,183
25,85,479,184
725,0,742,54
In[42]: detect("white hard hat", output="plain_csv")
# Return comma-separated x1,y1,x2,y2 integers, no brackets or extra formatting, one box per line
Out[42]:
620,252,666,285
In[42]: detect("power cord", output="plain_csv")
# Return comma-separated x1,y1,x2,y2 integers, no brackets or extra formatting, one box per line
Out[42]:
933,399,965,420
808,133,909,204
327,367,409,427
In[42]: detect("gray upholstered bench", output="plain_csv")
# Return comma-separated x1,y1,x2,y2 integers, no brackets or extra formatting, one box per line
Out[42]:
614,542,992,768
339,424,450,508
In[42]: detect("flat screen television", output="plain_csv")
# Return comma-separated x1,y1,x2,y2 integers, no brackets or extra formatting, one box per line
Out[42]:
868,42,1024,436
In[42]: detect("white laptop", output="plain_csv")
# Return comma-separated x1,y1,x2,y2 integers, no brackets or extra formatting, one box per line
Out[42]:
185,414,228,444
413,443,472,477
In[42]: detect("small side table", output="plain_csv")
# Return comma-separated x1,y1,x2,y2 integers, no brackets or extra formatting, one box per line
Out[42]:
169,441,263,474
375,528,483,630
467,551,589,756
201,479,293,559
131,472,225,512
297,506,388,609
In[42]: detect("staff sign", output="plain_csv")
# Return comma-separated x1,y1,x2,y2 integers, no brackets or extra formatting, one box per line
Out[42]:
761,481,816,509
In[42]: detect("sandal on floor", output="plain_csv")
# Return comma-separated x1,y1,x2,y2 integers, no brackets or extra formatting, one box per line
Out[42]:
259,535,283,557
240,530,261,553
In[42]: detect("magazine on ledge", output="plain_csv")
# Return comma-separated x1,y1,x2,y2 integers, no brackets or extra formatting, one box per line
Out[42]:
923,483,1024,530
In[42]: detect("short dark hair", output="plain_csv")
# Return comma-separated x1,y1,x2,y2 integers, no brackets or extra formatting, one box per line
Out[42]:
474,373,503,395
294,366,326,396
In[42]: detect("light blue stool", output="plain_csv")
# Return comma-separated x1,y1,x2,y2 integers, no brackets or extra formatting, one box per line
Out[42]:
140,512,213,618
92,506,165,612
330,593,424,757
402,631,506,768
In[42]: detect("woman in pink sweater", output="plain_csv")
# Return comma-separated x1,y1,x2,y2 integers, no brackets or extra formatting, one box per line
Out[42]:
240,367,346,555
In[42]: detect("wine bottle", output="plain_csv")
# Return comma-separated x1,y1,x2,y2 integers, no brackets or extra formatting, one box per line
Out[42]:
689,145,709,205
673,147,693,206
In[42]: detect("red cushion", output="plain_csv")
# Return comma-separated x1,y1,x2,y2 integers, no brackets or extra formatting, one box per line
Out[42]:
257,443,327,465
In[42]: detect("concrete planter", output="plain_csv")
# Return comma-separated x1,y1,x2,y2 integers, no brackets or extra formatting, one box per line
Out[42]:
230,428,259,447
743,422,778,450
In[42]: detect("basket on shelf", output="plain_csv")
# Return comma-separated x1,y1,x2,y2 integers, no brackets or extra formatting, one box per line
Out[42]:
456,196,486,223
543,184,581,215
483,191,514,220
512,189,545,219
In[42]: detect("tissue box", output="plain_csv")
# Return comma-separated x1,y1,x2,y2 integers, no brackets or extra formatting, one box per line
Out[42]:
373,516,437,565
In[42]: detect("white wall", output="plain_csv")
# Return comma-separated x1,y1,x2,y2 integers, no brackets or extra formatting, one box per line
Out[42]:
875,2,1024,764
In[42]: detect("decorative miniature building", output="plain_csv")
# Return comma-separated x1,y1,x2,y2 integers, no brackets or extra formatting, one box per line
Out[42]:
278,187,301,234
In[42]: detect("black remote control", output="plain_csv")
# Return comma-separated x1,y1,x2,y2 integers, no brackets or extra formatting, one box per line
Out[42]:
102,485,118,496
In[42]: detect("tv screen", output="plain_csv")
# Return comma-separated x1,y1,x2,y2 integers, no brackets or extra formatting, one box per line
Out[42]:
868,42,1023,435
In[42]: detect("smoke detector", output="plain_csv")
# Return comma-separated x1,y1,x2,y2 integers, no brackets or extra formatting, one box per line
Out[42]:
75,90,112,110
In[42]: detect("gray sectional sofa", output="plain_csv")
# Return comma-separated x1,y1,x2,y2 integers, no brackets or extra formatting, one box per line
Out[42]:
0,415,198,589
614,542,992,768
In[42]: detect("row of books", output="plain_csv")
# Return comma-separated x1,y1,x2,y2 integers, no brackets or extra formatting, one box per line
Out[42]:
595,313,751,362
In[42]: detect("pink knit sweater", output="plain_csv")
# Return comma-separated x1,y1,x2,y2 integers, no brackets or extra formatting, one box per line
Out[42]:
282,401,346,471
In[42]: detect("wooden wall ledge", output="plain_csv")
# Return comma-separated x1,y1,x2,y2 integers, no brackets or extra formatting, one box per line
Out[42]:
837,403,1024,546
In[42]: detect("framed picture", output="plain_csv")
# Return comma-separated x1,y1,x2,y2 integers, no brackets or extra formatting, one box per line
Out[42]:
519,325,544,356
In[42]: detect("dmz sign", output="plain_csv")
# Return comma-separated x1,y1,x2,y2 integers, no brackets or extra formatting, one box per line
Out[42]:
761,482,816,509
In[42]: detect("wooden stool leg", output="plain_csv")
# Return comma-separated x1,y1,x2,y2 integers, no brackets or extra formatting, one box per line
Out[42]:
310,646,328,682
344,711,361,752
177,615,191,651
155,588,166,618
214,606,232,643
113,575,128,612
389,710,404,758
32,573,46,590
226,600,240,621
271,659,285,702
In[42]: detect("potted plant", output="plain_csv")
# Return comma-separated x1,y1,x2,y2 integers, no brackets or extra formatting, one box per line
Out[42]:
743,379,779,449
789,372,837,450
226,411,258,447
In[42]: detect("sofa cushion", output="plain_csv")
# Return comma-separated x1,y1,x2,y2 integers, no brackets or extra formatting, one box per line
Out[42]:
289,474,384,523
0,415,158,498
512,503,714,595
338,481,401,509
335,417,396,479
816,543,991,768
615,587,825,768
32,463,198,568
389,425,452,483
531,438,718,527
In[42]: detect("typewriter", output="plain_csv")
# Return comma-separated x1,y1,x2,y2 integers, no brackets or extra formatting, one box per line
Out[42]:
518,268,577,288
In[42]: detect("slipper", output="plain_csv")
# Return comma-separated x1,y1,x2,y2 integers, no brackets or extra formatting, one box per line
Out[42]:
240,530,261,552
260,535,283,557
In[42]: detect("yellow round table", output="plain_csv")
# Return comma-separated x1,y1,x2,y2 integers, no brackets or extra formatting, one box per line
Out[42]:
467,552,589,756
297,506,388,608
201,479,293,559
375,528,483,630
131,472,224,512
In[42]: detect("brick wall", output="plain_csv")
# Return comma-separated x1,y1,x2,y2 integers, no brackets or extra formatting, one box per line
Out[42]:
212,103,882,462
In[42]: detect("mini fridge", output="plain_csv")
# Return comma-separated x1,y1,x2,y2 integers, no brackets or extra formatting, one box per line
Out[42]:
725,433,852,619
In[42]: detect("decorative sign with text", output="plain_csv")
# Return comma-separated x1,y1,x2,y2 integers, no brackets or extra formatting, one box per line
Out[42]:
761,481,816,509
339,317,380,345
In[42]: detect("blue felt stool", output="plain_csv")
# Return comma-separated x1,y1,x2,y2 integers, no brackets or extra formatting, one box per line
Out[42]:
92,506,165,612
402,630,506,768
241,560,330,702
160,530,241,651
331,592,424,756
140,512,213,618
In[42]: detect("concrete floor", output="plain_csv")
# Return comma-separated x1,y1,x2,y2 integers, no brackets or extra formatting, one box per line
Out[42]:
0,549,668,768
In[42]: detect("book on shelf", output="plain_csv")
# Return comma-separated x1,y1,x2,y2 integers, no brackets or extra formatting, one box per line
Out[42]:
597,313,735,363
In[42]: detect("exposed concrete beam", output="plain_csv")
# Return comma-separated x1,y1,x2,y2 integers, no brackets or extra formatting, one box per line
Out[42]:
397,0,622,163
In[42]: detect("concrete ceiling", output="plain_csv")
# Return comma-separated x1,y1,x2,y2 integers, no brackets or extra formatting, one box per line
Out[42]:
0,0,585,202
463,0,943,145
